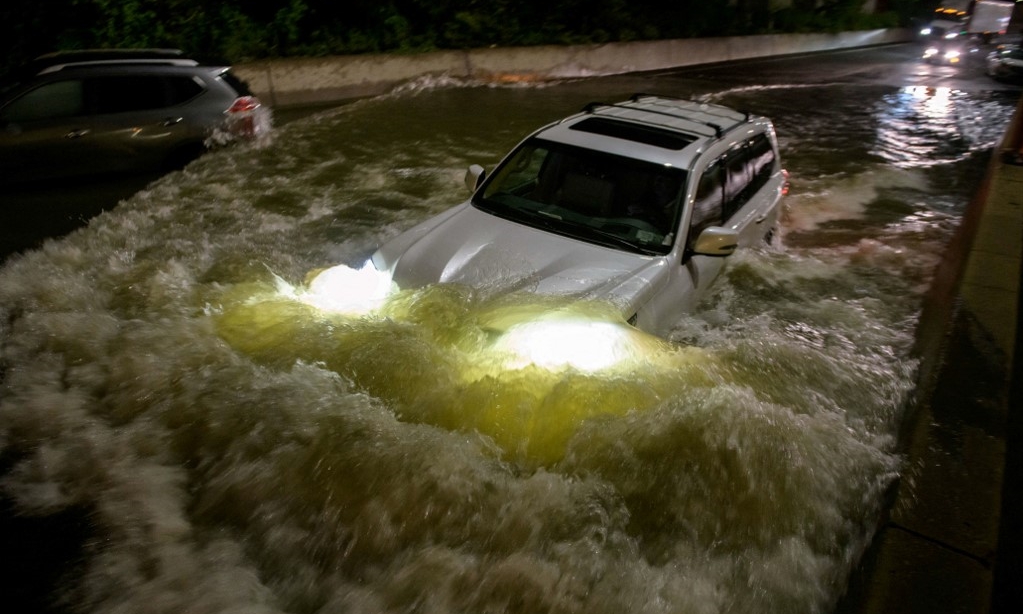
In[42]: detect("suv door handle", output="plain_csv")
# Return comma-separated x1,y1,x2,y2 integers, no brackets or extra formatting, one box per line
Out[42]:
65,128,89,139
162,117,184,126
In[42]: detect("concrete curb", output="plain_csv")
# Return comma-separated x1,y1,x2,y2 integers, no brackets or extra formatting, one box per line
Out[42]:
838,87,1023,614
234,28,915,108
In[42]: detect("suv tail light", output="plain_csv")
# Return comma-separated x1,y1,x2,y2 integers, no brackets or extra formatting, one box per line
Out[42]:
225,96,263,137
228,96,261,114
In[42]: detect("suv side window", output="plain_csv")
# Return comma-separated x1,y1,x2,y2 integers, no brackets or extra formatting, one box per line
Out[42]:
686,131,777,252
85,75,204,115
165,76,205,105
722,132,776,220
87,76,166,114
747,133,776,195
688,159,725,250
1,80,85,122
723,145,751,219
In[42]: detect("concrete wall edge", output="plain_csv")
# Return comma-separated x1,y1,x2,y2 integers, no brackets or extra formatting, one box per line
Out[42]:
234,28,915,109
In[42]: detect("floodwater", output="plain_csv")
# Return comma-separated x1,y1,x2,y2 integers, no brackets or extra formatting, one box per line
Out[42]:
1,49,1019,613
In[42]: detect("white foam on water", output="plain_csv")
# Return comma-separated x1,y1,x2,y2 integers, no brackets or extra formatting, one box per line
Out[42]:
783,165,930,232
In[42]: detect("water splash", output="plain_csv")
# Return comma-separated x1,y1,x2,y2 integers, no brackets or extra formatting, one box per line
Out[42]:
1,78,1003,614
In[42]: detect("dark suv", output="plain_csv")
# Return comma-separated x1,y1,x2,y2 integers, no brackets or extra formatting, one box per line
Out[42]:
0,49,268,184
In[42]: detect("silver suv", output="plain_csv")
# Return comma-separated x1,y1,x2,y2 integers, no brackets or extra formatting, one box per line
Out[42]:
371,94,788,338
0,49,268,184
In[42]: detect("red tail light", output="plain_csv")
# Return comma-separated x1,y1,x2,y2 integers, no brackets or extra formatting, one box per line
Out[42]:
227,96,261,114
225,96,263,138
781,169,790,196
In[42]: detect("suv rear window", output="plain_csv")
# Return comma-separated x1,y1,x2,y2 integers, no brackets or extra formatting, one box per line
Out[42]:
218,70,253,97
569,117,695,150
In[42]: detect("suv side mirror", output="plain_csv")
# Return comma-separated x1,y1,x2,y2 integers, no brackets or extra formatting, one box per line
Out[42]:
464,164,485,192
691,226,739,257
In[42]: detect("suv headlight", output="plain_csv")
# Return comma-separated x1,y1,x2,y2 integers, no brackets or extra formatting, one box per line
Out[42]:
299,261,396,315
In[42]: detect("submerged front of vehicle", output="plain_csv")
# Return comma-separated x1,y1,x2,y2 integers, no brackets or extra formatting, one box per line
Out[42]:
370,197,677,323
372,121,728,336
357,96,784,370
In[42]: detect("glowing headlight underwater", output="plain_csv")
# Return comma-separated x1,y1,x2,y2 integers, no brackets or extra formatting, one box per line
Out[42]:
492,318,650,372
285,262,658,373
294,262,397,315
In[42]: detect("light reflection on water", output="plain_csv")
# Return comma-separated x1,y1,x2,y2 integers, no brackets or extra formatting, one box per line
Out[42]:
872,86,1010,168
0,78,1015,614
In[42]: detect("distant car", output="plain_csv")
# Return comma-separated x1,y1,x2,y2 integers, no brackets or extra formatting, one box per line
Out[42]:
922,39,971,65
986,44,1023,81
0,49,268,184
370,94,787,338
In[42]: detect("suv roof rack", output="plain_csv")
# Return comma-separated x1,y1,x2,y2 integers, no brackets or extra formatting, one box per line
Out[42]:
29,49,198,75
629,93,751,122
581,94,748,138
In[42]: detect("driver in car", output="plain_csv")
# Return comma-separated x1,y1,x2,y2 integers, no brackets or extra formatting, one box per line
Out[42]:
625,173,679,232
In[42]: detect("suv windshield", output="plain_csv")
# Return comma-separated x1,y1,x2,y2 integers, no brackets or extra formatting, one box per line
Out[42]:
473,138,685,255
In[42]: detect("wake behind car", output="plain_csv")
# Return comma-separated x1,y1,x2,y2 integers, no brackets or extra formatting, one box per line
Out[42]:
0,48,269,184
371,94,787,338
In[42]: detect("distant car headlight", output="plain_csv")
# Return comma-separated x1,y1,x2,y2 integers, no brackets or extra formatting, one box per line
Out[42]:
945,49,961,62
920,27,932,36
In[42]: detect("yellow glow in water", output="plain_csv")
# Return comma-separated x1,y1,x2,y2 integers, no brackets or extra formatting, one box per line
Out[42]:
215,276,699,464
297,262,395,315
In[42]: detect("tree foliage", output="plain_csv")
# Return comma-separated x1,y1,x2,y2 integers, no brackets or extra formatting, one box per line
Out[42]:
1,0,925,78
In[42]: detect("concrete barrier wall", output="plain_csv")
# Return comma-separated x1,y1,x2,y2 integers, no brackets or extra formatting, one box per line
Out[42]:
234,28,915,108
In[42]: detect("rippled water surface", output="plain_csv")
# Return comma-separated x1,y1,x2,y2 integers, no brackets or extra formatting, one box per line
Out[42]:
1,64,1017,613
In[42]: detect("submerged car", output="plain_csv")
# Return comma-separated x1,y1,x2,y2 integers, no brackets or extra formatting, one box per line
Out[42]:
0,48,268,184
986,44,1023,82
371,94,787,338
